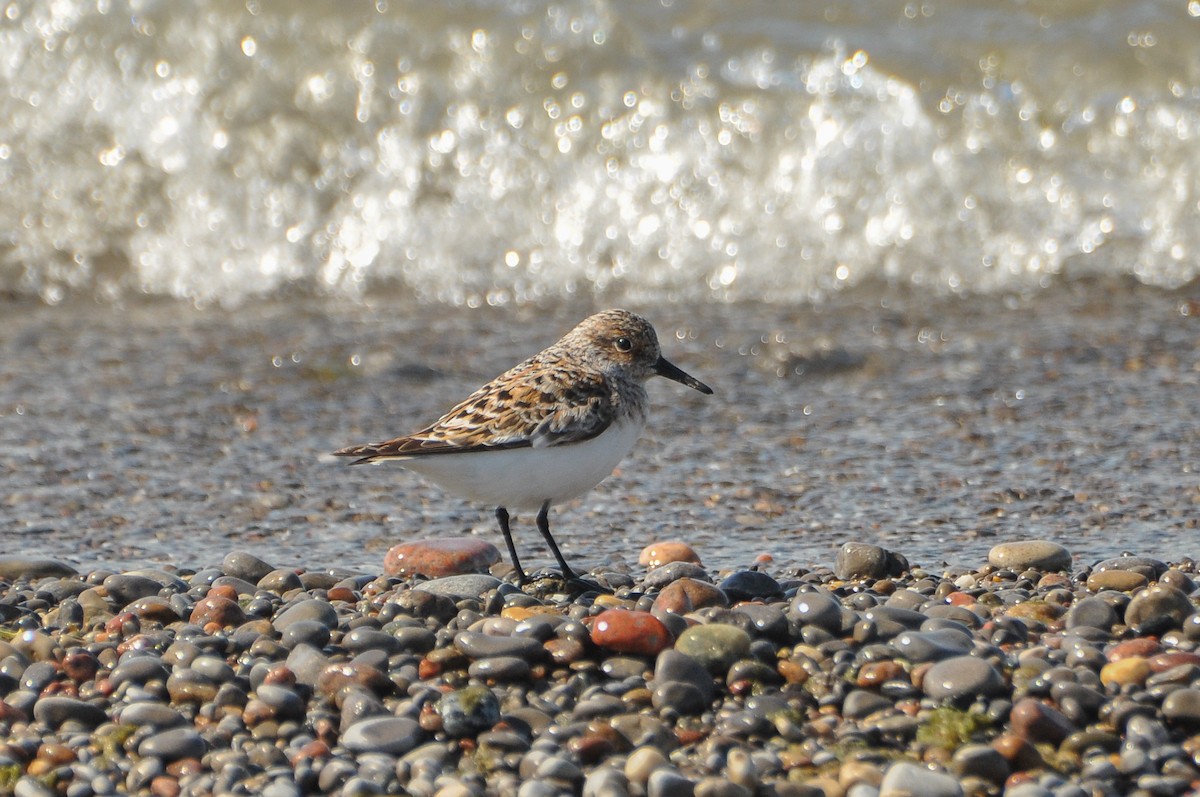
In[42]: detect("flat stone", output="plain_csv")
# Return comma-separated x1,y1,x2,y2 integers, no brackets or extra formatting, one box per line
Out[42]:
32,696,106,729
0,558,76,580
138,727,207,761
384,537,500,578
343,716,424,754
922,655,1005,702
717,570,780,601
987,541,1071,572
453,631,544,660
272,598,338,632
414,574,502,599
1094,556,1168,580
591,610,673,656
102,574,162,605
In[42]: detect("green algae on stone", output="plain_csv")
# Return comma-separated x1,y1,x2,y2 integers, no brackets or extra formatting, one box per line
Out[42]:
916,707,991,751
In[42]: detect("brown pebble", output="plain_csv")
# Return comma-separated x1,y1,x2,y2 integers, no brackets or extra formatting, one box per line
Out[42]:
992,732,1045,771
638,540,702,569
384,537,500,578
1086,570,1148,593
857,661,906,688
188,596,247,628
150,775,181,797
653,577,727,615
1010,697,1076,745
1107,638,1160,662
62,651,99,683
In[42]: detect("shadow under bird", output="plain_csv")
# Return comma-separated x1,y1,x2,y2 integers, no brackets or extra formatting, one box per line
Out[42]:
333,308,713,586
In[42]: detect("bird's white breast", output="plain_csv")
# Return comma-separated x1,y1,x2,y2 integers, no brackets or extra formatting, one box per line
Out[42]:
391,419,645,511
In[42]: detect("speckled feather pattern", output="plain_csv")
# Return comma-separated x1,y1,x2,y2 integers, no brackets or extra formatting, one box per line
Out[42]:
335,309,664,461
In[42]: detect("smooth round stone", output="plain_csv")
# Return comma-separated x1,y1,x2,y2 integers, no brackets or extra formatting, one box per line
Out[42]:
454,632,543,660
414,574,503,599
652,578,728,615
651,681,708,715
341,716,423,755
285,644,330,688
843,689,894,719
1085,570,1147,593
1094,556,1168,580
717,570,780,601
342,628,400,655
647,769,696,797
468,656,531,681
1100,657,1151,687
1064,596,1117,630
1124,585,1193,629
987,541,1071,572
273,599,338,632
584,766,631,797
437,685,501,738
33,697,107,729
258,569,304,594
210,575,258,596
280,620,331,650
643,562,710,589
0,558,76,580
138,727,206,761
836,542,889,580
923,656,1005,702
384,537,501,578
893,629,973,662
223,551,275,583
639,541,702,569
392,627,437,654
125,596,180,623
1160,688,1200,727
950,744,1009,784
255,684,306,720
110,656,170,686
1009,697,1076,744
789,590,843,632
625,747,671,785
102,574,162,605
674,625,751,675
654,649,716,702
879,761,963,797
189,596,247,628
731,604,788,638
119,703,187,729
591,610,673,656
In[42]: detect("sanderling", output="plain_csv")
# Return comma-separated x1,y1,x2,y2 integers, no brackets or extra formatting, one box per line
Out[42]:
333,309,713,586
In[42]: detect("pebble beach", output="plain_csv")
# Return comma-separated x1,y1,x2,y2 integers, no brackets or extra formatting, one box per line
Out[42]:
0,537,1198,797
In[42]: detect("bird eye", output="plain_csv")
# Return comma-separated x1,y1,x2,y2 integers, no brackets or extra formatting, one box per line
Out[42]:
614,336,632,352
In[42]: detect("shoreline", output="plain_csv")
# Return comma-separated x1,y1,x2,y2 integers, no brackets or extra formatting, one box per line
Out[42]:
0,538,1197,796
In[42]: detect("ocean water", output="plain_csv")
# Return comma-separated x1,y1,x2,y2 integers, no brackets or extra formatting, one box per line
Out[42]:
1,1,1198,573
3,0,1200,306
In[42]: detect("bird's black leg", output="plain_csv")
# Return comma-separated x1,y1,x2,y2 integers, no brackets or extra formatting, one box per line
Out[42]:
534,500,580,581
495,507,528,585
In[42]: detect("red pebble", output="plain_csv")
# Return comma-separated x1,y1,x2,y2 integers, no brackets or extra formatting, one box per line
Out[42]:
590,609,673,656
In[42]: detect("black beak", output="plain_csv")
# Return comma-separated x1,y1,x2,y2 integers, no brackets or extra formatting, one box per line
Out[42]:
655,355,713,395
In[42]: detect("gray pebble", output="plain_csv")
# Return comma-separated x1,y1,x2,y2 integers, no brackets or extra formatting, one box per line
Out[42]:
988,541,1071,572
223,550,275,582
414,574,502,598
273,598,339,632
879,761,963,797
341,716,423,755
33,696,107,729
454,631,544,660
923,655,1004,702
138,727,206,761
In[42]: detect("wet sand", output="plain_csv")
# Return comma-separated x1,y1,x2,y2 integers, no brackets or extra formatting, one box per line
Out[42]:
1,281,1197,574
